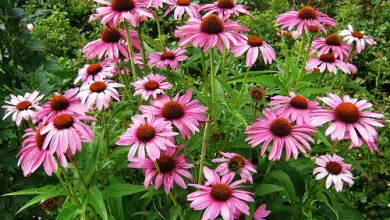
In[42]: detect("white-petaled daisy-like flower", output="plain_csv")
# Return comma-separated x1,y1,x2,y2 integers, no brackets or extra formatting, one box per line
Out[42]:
339,25,376,54
2,91,44,126
132,73,173,100
74,60,115,85
313,154,354,192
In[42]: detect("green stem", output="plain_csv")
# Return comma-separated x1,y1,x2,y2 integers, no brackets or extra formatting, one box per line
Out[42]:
252,101,258,123
221,43,227,79
102,111,109,159
71,157,90,194
209,48,217,130
198,121,209,184
295,34,314,91
118,70,131,100
315,71,326,88
201,50,208,100
237,67,251,107
168,193,184,220
330,73,340,89
55,171,81,205
58,165,81,205
331,140,339,154
154,9,164,49
345,43,356,63
27,120,36,131
153,161,161,173
296,35,306,65
136,27,150,74
263,161,273,181
123,19,138,82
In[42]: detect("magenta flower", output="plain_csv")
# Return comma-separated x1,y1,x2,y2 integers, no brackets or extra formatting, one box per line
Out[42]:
232,35,276,67
200,0,250,18
313,154,354,192
129,145,193,194
139,90,208,139
245,109,316,161
187,167,254,220
175,14,248,52
116,115,177,161
74,60,115,85
306,54,350,74
254,204,271,220
164,0,200,20
89,0,154,27
83,27,140,60
268,92,319,125
2,91,44,126
311,34,351,60
77,80,125,111
147,48,188,70
17,125,57,176
276,6,335,35
212,152,256,183
340,25,376,54
311,94,385,146
40,114,95,166
132,73,173,100
34,88,86,123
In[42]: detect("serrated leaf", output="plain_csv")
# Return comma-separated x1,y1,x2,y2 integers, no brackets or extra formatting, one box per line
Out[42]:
87,187,108,220
56,204,81,220
102,184,146,197
255,184,285,196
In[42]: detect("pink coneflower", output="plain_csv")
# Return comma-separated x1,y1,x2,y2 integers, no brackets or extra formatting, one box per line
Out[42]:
132,73,173,100
313,154,354,192
200,0,250,18
34,88,86,123
231,35,276,67
139,90,208,139
175,14,248,52
83,27,140,60
245,108,316,161
212,152,256,183
129,145,193,194
276,6,335,35
306,53,350,74
2,91,44,126
277,30,301,41
77,80,124,111
17,125,57,176
340,25,376,54
347,134,379,153
164,0,200,20
74,61,115,85
147,48,188,70
89,0,154,27
346,63,358,74
187,167,254,220
254,204,271,220
40,114,95,163
311,94,385,146
116,115,177,161
268,92,319,125
311,34,351,60
143,0,164,9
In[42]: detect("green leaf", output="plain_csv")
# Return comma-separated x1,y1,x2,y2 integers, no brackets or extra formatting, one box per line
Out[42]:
2,186,51,196
229,75,283,87
184,208,202,220
85,135,102,183
229,70,279,81
216,76,234,97
266,171,297,204
298,87,331,96
301,72,321,83
140,188,164,199
170,206,182,220
255,184,285,196
15,184,66,214
102,184,146,197
109,146,130,158
88,187,108,220
315,129,332,149
316,191,339,219
343,83,374,99
25,39,46,52
344,155,365,173
56,204,81,220
0,0,8,6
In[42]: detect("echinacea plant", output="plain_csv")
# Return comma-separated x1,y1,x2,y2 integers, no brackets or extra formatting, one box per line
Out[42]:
3,1,387,220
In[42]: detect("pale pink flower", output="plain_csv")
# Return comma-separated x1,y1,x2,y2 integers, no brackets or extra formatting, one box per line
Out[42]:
111,55,144,75
164,0,200,20
83,27,140,60
346,134,380,154
200,0,250,18
34,88,86,123
306,54,350,74
212,152,256,183
340,25,376,54
89,0,154,27
17,125,57,176
2,91,44,126
187,167,254,220
77,80,124,111
346,63,358,74
139,90,208,139
116,115,177,161
268,92,319,125
313,154,354,192
74,60,115,85
245,109,316,161
311,94,385,146
147,48,188,70
40,114,95,167
129,145,193,194
311,34,351,60
143,0,164,9
254,204,271,220
27,24,34,32
175,14,248,52
277,30,301,41
132,73,173,100
276,6,335,35
231,35,276,67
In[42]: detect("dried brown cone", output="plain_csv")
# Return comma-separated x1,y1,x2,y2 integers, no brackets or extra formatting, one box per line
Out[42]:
250,86,266,101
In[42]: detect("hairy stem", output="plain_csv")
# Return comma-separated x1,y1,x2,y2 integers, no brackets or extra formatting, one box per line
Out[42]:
198,121,209,184
209,48,217,130
123,19,138,82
